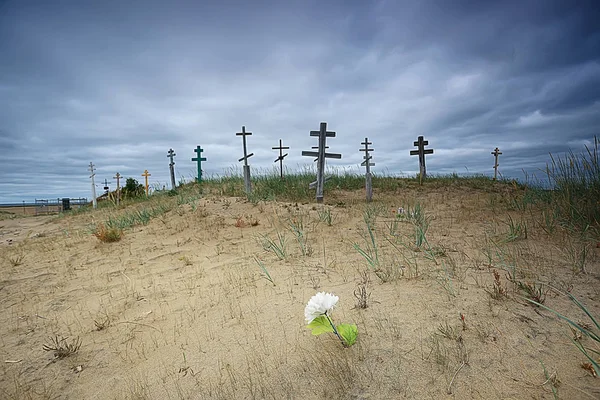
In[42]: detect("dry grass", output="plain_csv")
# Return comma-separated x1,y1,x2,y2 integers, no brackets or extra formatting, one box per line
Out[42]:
92,223,123,242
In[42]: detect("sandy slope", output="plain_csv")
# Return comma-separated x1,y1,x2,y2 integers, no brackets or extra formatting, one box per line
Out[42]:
1,186,599,399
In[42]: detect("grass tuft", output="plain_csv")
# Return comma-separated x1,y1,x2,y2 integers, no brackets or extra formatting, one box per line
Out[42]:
93,223,123,243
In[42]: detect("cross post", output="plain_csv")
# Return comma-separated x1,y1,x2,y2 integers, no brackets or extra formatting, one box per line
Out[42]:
360,138,375,202
236,126,254,193
113,172,122,206
409,136,434,183
192,146,207,182
167,148,177,189
272,139,290,179
141,169,151,197
491,147,502,180
89,162,97,209
301,122,342,203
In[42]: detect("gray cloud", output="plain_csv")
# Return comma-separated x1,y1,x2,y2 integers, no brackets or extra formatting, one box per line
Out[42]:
0,0,598,202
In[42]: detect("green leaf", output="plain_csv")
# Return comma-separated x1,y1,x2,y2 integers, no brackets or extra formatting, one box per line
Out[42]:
337,323,358,346
307,316,334,336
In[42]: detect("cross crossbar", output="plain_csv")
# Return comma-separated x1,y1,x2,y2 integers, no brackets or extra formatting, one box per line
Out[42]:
410,149,434,155
310,131,335,137
301,151,342,159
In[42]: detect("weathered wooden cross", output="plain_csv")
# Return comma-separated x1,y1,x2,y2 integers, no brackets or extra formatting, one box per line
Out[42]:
237,126,254,193
167,148,177,189
360,138,375,202
89,162,97,209
301,122,342,203
113,172,122,205
192,146,207,183
272,139,289,179
491,147,502,180
141,169,151,197
410,136,434,181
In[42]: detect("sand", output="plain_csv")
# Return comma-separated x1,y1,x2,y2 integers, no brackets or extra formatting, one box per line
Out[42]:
1,186,599,399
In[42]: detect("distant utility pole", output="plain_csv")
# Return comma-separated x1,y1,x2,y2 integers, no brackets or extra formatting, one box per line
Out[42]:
237,126,254,193
141,169,151,197
409,135,434,183
272,139,289,179
89,162,97,209
360,138,375,202
113,172,122,206
167,148,177,189
491,147,502,180
103,178,110,196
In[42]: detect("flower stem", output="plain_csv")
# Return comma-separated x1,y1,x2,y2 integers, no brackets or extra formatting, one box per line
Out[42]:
325,313,347,347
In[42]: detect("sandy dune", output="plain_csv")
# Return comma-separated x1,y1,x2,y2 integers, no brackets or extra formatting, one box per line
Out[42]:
1,186,599,399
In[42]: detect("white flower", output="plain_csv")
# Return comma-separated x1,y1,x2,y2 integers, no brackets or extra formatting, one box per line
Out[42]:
304,292,339,323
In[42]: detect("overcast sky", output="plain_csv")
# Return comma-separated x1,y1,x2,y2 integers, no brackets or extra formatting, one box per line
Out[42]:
1,0,599,203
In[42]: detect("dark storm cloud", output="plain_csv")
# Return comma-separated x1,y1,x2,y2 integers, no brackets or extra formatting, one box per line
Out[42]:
0,0,599,202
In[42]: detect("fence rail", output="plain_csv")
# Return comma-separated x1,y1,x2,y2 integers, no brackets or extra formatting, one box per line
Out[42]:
0,198,89,215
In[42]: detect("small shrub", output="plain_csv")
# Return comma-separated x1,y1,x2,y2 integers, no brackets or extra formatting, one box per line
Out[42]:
93,223,123,243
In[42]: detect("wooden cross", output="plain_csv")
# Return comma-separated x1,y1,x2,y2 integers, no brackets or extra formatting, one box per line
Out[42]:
272,139,289,179
88,162,97,209
113,172,122,205
192,146,207,182
360,138,375,202
409,136,434,182
167,148,177,189
491,147,502,180
237,126,254,193
141,169,151,197
301,122,342,203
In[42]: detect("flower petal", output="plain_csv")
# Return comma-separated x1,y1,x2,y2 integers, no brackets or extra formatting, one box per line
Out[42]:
304,292,339,323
